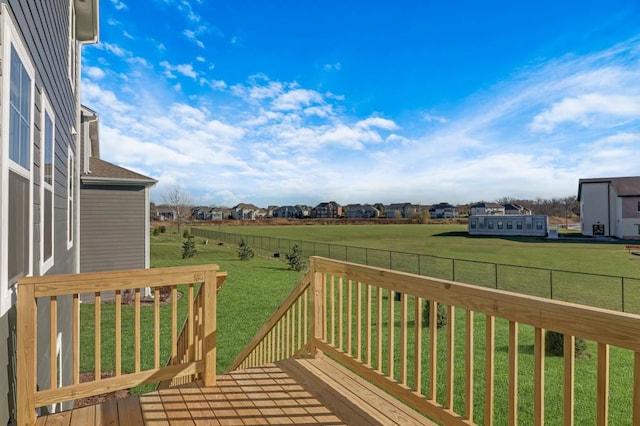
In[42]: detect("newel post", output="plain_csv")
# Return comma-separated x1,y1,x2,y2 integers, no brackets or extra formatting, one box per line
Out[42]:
202,270,217,386
309,257,325,356
17,281,37,426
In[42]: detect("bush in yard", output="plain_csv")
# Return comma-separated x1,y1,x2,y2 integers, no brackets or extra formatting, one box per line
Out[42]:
159,225,166,233
422,300,447,328
285,245,306,271
545,330,589,358
152,227,160,236
182,228,190,238
237,239,254,261
181,235,197,259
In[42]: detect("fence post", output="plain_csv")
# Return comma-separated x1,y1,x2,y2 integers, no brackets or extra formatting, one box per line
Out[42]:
309,258,325,356
16,281,37,426
418,254,421,275
452,259,455,281
549,270,553,299
495,263,498,289
202,270,218,386
366,248,369,265
390,251,393,269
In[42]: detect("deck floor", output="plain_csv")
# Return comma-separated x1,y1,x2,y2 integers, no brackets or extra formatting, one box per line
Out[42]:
37,357,432,425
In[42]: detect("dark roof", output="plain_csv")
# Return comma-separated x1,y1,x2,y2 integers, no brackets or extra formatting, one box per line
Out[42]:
578,176,640,200
471,202,503,208
82,158,157,186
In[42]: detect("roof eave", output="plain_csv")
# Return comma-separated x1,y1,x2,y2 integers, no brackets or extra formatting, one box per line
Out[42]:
75,0,100,43
81,176,158,187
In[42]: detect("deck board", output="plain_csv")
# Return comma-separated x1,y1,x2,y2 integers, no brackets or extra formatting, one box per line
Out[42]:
38,357,434,425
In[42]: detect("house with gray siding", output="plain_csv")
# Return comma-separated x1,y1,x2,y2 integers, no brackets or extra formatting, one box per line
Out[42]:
470,202,505,216
0,1,98,422
578,176,640,239
344,204,380,219
80,106,157,273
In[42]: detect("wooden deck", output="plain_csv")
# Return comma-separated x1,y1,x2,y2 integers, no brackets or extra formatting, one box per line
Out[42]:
36,357,433,425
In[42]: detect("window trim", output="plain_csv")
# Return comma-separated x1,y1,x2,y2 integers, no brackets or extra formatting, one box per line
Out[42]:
1,5,35,314
41,93,55,273
67,150,75,249
68,1,77,90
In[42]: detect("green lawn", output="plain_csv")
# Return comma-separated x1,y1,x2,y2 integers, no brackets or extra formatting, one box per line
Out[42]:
78,225,638,424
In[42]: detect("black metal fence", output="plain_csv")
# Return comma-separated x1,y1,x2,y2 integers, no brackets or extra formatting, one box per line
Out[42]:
192,227,640,314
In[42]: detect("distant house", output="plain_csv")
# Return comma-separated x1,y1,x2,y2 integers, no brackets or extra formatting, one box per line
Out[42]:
312,201,342,219
386,203,419,219
470,202,505,216
343,204,380,219
192,206,212,220
231,203,260,220
468,215,548,237
429,202,457,219
272,205,311,218
211,207,230,221
157,209,174,221
578,176,640,239
504,203,531,215
80,106,157,273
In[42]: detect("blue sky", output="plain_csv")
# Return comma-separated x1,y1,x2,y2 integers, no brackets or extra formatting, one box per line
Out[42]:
82,0,640,207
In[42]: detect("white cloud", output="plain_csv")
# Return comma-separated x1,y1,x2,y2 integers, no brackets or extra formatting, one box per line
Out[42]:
272,89,324,111
94,42,129,58
123,31,134,40
424,114,448,124
160,61,198,79
530,93,640,132
183,30,205,48
323,62,342,72
110,0,127,10
84,66,106,80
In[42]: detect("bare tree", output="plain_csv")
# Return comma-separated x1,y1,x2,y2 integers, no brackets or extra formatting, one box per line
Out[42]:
162,185,193,235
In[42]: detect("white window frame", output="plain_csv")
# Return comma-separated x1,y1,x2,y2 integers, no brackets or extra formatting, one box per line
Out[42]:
68,1,77,90
67,150,74,249
41,93,55,273
0,4,35,314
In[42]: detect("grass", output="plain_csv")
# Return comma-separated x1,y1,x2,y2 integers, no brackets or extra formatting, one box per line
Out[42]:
78,224,637,424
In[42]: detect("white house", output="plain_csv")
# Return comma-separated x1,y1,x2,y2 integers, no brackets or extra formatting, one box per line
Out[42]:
578,176,640,239
468,215,549,237
470,202,505,216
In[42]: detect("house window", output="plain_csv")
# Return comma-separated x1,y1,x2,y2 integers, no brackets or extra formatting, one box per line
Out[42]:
67,150,74,249
68,1,77,90
536,221,543,230
507,221,513,230
41,95,55,273
637,201,640,213
516,221,523,230
470,220,476,229
488,221,494,229
6,26,35,286
497,221,503,230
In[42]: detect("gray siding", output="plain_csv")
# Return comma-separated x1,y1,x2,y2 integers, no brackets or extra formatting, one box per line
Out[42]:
80,185,148,272
1,1,78,422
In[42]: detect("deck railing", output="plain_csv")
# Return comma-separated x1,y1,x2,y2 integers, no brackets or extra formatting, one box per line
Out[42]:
16,265,226,426
232,256,640,425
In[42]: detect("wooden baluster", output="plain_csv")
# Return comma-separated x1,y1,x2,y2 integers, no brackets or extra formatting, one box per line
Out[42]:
203,270,217,386
509,321,519,426
366,284,372,366
466,310,474,421
135,288,141,373
534,327,545,426
446,305,455,409
428,300,438,401
633,352,640,425
357,281,362,362
400,292,407,386
564,334,575,426
171,285,178,365
347,279,353,356
50,296,57,390
376,286,383,373
115,290,121,376
154,287,160,369
388,289,395,380
73,294,80,385
485,315,495,426
330,275,335,347
338,277,343,351
597,343,609,426
414,296,423,394
95,292,101,380
188,284,194,363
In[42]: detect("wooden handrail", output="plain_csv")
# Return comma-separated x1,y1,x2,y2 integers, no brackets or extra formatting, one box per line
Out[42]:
230,256,640,425
16,265,226,426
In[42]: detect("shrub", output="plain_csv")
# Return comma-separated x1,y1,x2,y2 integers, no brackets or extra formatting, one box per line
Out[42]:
181,235,197,259
545,330,588,358
182,228,190,238
285,245,306,271
152,227,160,236
422,300,447,328
159,225,166,233
237,239,254,261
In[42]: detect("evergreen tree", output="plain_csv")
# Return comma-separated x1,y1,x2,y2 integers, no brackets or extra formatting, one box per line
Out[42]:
285,244,306,271
237,239,255,261
181,235,197,259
